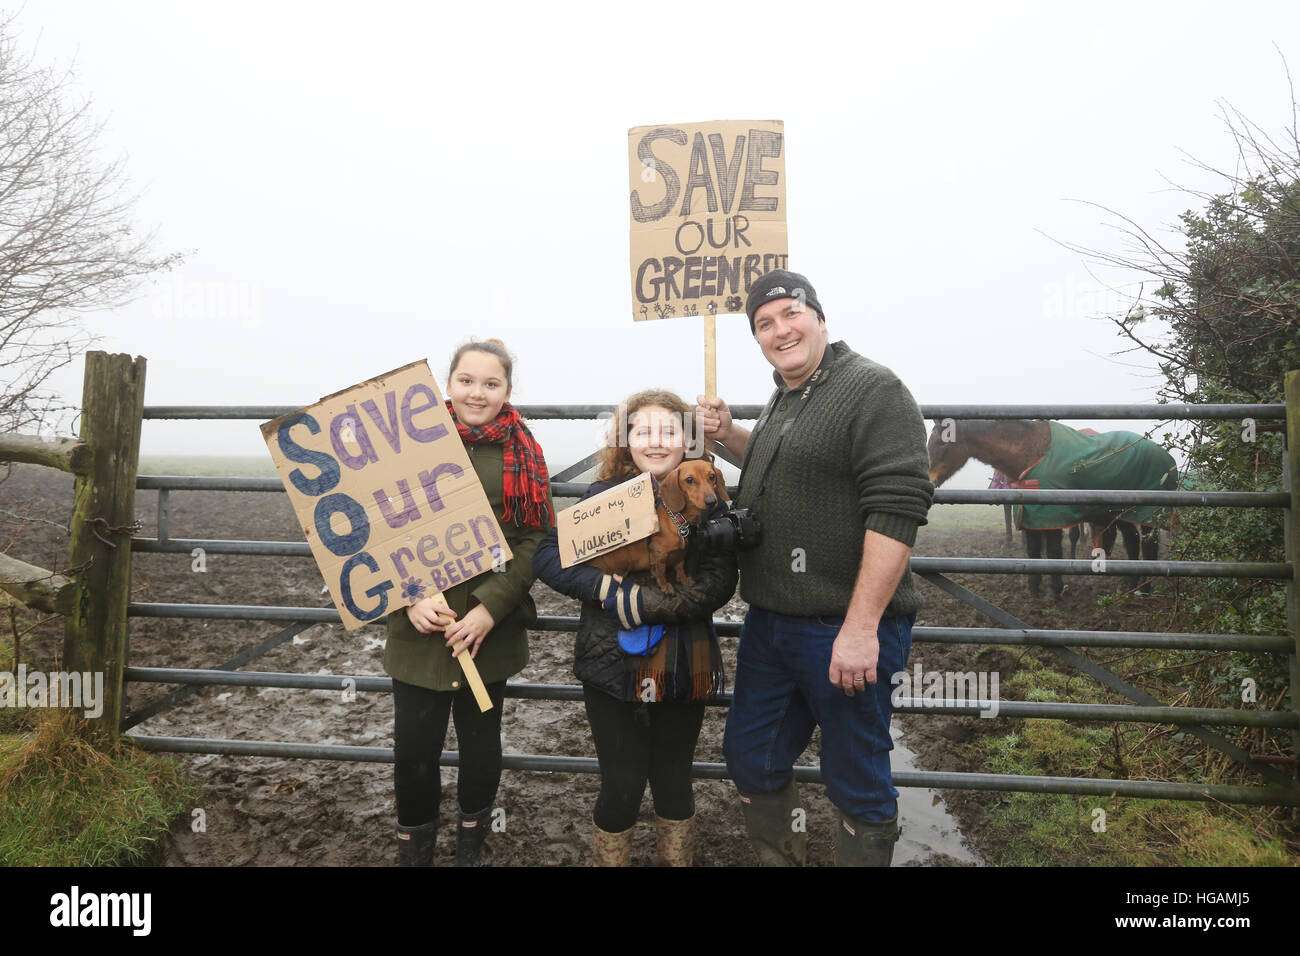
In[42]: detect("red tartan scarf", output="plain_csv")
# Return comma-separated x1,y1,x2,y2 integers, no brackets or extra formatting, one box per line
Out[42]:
447,400,554,529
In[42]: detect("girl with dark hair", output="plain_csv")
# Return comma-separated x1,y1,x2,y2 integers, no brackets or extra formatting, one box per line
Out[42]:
533,389,736,866
385,338,553,866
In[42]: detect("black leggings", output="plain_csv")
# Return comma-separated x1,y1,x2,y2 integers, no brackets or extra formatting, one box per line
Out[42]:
392,677,507,826
583,684,706,832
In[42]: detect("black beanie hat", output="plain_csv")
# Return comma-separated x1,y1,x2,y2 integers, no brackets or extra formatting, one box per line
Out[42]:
745,269,824,333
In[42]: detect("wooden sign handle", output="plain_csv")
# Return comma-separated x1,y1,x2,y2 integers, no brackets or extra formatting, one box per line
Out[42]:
452,640,494,712
703,314,717,400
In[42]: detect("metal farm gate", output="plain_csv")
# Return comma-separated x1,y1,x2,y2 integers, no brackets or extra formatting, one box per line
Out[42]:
3,352,1298,809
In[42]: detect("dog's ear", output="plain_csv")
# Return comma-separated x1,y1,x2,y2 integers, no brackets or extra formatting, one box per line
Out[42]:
659,468,687,513
712,467,730,503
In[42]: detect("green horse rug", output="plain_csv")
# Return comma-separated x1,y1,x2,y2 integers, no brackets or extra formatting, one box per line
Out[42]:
1012,422,1178,531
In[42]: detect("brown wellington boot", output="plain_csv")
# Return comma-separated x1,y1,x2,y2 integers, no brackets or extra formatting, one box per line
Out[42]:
737,780,807,866
654,814,695,867
591,818,634,866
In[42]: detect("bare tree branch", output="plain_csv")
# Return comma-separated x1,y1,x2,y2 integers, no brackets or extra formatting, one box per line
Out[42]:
0,11,184,436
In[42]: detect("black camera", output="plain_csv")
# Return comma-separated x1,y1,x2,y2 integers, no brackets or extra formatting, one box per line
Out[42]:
690,506,762,554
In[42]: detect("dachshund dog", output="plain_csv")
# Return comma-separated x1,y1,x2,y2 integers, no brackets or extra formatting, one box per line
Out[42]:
589,458,729,593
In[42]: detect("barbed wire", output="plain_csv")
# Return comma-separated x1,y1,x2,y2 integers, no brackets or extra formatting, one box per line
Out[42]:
0,507,70,534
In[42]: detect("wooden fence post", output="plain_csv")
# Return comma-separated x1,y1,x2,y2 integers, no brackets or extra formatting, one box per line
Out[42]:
1285,370,1300,789
62,352,146,738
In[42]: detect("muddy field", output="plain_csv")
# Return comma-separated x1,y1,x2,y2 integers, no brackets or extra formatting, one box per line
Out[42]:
2,462,1176,866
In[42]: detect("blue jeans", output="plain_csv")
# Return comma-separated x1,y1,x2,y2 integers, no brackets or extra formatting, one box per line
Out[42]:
722,607,914,822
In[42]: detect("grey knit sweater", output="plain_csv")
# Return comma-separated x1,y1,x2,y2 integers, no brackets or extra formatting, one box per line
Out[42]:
734,341,934,618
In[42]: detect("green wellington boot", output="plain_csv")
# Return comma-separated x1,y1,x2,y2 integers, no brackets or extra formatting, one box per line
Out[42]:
833,811,900,867
737,781,807,866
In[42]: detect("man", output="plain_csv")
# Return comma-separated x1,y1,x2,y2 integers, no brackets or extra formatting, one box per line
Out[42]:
697,268,933,867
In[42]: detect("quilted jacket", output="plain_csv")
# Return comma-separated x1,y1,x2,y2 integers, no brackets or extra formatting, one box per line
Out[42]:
532,475,737,701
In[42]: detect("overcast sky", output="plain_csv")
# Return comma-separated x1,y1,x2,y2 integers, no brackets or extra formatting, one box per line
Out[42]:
16,0,1300,486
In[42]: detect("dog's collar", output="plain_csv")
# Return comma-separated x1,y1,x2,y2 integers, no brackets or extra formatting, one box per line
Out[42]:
655,492,692,539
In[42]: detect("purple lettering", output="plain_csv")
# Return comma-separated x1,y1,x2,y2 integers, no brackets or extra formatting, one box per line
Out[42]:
373,478,421,529
418,462,464,513
416,534,444,567
402,384,448,443
446,522,470,556
331,404,379,470
389,546,415,578
468,514,500,548
361,390,403,453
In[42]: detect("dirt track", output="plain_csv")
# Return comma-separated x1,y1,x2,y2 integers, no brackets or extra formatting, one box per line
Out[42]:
2,463,1173,866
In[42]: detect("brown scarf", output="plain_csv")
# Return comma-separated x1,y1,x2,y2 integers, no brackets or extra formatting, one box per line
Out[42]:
622,622,725,702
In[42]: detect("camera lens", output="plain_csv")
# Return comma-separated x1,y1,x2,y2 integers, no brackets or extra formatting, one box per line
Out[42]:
691,507,761,554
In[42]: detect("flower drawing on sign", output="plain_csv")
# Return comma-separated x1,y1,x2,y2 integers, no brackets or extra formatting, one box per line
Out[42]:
706,300,717,314
724,295,743,312
400,577,426,602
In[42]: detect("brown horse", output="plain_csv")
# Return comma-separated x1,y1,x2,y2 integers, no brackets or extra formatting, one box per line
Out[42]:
927,419,1168,598
993,468,1089,552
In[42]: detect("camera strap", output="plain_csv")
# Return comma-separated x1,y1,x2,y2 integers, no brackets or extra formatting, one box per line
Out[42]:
749,364,828,505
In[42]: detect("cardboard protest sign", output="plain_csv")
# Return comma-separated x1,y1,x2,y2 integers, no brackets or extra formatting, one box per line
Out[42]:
557,472,658,568
261,360,513,632
628,119,787,322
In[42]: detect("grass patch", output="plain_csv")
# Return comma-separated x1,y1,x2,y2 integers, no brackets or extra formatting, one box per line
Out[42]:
1,602,56,736
974,782,1294,867
0,699,37,735
1002,650,1111,704
0,711,193,866
966,644,1298,866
